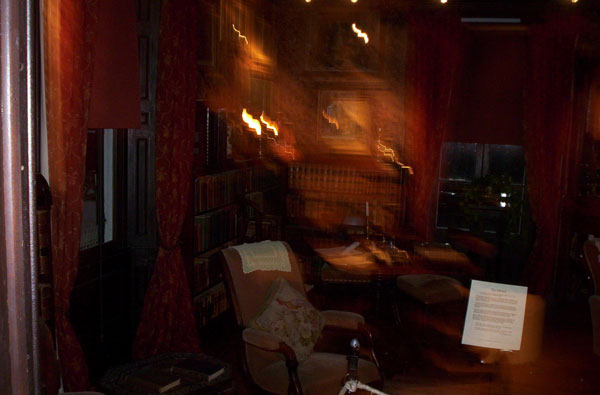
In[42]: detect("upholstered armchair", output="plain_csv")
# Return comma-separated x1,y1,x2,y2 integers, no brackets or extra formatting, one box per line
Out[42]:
221,241,382,394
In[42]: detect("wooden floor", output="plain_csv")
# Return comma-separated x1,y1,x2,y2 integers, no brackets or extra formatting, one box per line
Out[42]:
201,284,600,394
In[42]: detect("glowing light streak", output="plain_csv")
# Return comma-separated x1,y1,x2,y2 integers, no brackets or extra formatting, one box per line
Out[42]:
242,108,261,135
351,0,358,3
377,140,397,163
351,23,369,44
322,110,339,129
441,0,448,3
260,112,279,136
377,138,414,174
283,144,296,160
232,24,248,45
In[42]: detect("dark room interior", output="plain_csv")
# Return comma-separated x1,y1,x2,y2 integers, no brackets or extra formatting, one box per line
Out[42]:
2,0,600,394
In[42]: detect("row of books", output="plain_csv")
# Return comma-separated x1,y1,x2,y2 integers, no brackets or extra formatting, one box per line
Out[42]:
287,162,403,196
194,168,250,214
195,104,229,170
192,243,235,295
193,282,229,328
193,164,281,214
246,214,283,241
195,206,239,254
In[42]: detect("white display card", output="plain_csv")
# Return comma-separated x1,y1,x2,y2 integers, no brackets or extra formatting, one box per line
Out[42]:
461,280,528,351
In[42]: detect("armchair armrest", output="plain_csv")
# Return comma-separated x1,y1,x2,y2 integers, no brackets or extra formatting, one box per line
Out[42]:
321,310,365,331
319,310,380,375
242,328,303,394
321,310,373,347
242,327,286,352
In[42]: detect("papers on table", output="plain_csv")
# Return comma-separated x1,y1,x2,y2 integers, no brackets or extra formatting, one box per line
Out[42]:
315,242,409,266
315,245,375,267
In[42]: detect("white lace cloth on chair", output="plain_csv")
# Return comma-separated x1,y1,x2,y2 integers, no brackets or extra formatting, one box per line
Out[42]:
232,240,291,274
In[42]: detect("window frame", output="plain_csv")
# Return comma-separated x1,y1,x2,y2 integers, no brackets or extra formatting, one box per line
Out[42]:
436,142,526,235
79,128,127,260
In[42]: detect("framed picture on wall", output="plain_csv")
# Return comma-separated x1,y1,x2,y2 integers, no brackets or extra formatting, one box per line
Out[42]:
318,90,372,154
248,74,272,115
249,15,275,67
221,0,249,51
306,12,380,72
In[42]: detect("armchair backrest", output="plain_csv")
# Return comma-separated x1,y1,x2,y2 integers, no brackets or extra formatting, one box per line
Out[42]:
584,240,600,294
221,241,305,326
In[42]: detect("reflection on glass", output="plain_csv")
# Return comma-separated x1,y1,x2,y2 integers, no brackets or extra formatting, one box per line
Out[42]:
486,144,525,184
439,142,477,181
323,100,369,140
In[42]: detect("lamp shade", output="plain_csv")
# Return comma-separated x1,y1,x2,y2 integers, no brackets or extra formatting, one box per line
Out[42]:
88,0,140,129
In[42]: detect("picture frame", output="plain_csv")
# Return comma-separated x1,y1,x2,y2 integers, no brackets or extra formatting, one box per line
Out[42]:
247,74,273,115
306,12,380,73
249,15,276,68
317,90,372,155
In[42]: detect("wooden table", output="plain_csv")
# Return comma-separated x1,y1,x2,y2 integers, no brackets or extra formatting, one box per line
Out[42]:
99,352,234,394
308,238,422,322
307,238,480,323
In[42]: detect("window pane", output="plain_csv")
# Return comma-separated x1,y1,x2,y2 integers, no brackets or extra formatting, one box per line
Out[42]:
437,181,469,229
81,130,99,250
487,144,525,184
80,129,115,250
104,129,114,243
439,142,477,181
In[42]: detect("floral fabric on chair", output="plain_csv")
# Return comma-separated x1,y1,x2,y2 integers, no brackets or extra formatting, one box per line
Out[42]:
249,278,325,362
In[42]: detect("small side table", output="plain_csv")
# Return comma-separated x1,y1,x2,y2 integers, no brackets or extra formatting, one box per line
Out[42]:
99,352,234,394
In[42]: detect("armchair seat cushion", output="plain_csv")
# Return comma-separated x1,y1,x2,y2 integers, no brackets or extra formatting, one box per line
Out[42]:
255,352,380,395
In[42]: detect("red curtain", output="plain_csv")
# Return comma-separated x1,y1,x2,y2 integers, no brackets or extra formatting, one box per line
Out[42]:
404,14,466,240
522,17,588,294
43,0,97,391
132,0,202,359
88,0,140,129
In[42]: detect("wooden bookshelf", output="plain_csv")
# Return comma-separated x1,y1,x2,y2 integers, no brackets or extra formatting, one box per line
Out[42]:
285,158,409,236
186,161,284,328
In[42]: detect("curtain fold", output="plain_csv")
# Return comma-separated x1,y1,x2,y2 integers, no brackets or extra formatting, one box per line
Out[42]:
132,0,201,359
43,0,97,391
522,17,588,295
404,14,466,240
